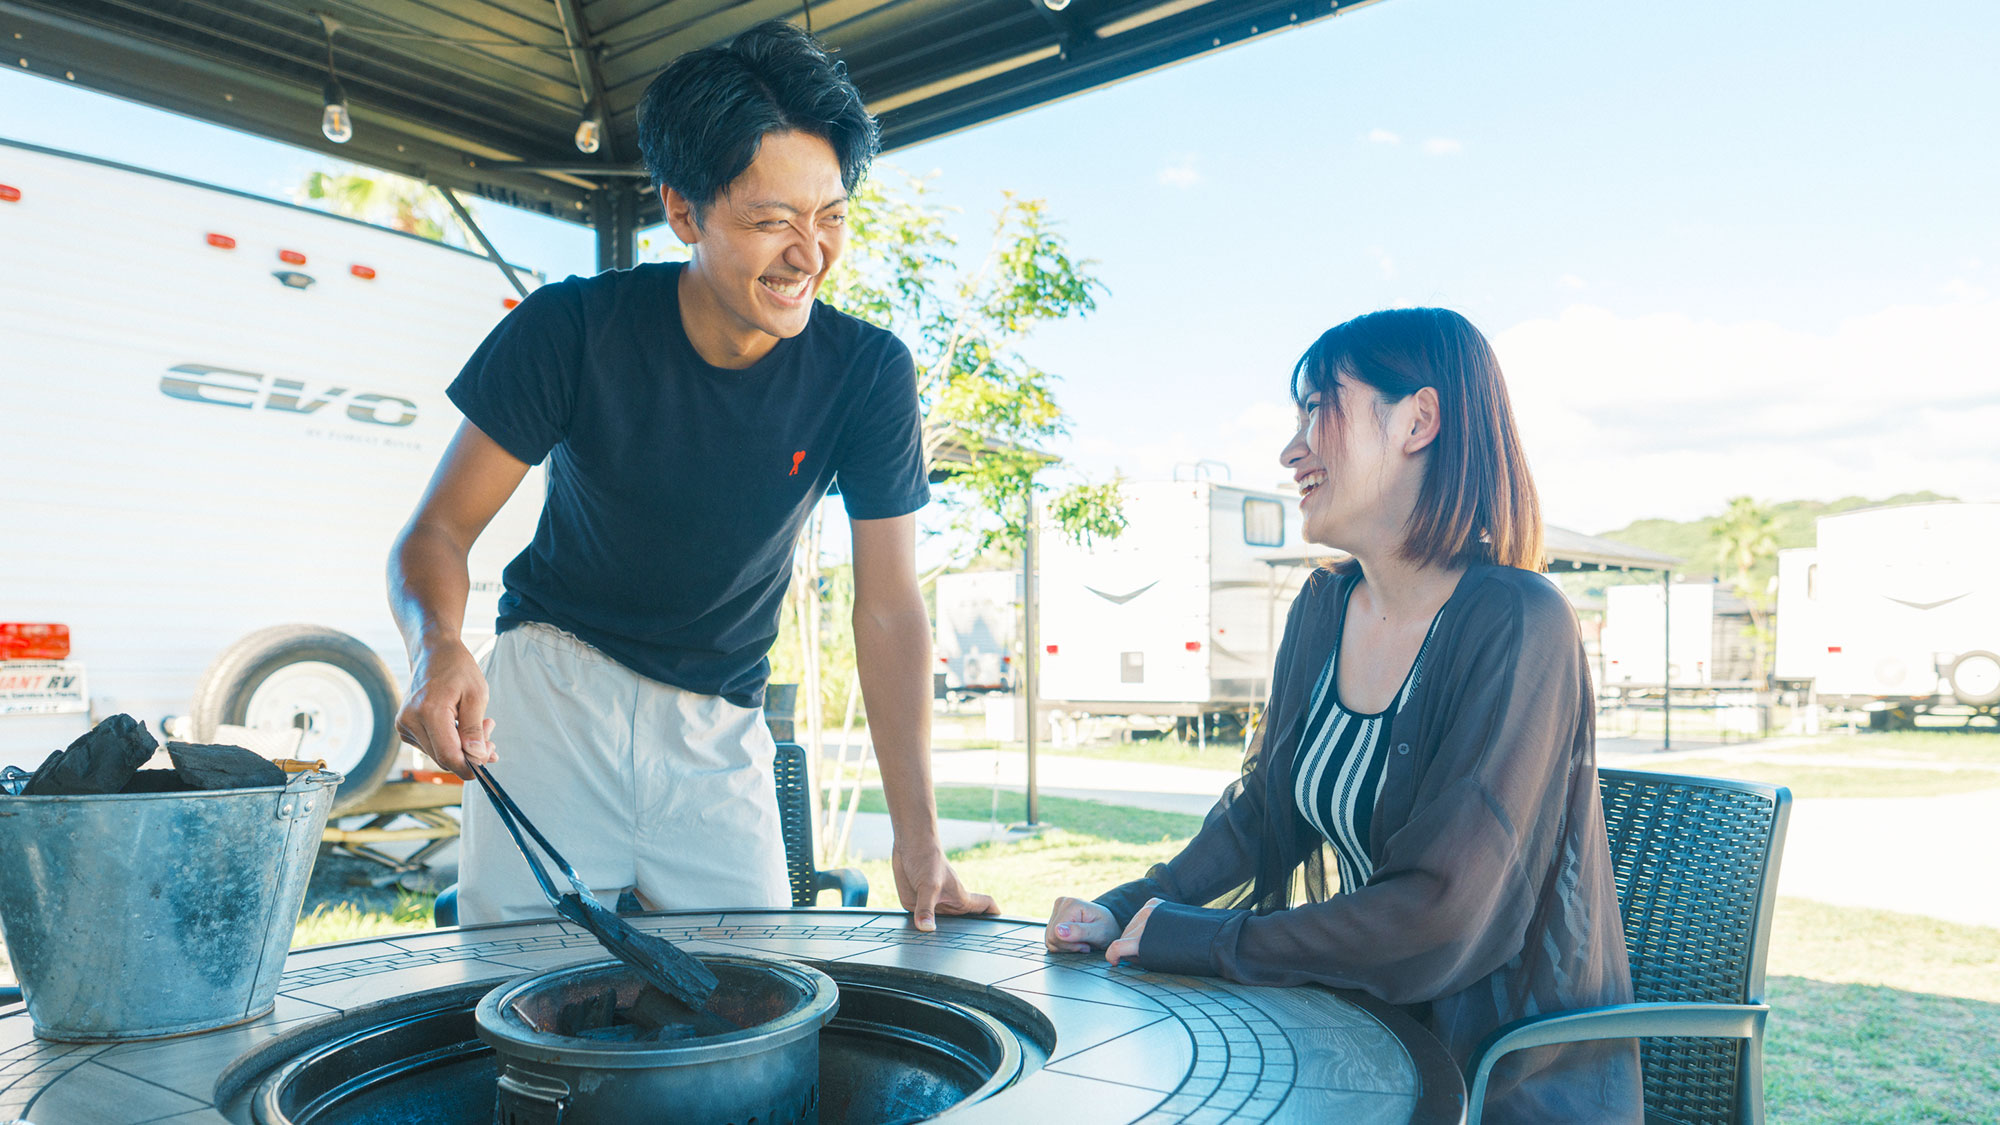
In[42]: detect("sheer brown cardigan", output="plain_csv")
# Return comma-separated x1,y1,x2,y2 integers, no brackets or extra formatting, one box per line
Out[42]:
1094,564,1643,1124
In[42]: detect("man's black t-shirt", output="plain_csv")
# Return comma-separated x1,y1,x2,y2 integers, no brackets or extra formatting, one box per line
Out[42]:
448,262,929,708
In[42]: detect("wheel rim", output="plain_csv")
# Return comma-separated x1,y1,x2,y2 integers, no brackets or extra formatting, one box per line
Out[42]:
244,661,376,776
1955,655,2000,700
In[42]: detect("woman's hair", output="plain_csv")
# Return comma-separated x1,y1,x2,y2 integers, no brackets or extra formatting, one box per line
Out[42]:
1291,307,1543,572
636,20,879,220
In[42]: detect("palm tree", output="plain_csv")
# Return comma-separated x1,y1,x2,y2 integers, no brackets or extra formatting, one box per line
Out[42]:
1711,496,1777,683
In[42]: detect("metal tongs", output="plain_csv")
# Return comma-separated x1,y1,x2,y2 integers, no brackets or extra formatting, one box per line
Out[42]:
470,765,724,1022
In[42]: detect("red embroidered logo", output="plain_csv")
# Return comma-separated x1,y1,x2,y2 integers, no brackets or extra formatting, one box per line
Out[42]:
790,451,806,476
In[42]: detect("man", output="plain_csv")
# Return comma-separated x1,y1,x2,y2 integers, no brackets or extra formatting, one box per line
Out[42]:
388,20,993,929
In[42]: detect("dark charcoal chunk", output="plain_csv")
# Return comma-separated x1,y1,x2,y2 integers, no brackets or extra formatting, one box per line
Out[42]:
120,769,196,794
22,714,159,795
166,742,287,790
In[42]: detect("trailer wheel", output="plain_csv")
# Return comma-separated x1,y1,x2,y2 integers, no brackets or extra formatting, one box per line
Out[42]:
1948,651,2000,707
191,625,401,813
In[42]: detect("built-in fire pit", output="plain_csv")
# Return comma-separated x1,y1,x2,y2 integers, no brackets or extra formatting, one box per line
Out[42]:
1,911,1464,1124
247,956,1035,1125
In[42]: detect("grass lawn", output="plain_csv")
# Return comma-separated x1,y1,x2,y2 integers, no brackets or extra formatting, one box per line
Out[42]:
1622,759,2000,798
1624,729,2000,798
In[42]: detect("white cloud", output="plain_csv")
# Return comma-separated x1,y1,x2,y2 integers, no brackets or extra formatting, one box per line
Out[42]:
1070,400,1301,492
1365,128,1401,145
1491,294,2000,530
1422,137,1463,156
1367,246,1396,279
1156,153,1201,188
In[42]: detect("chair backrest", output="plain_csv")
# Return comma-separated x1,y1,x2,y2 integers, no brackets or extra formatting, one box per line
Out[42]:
1597,768,1791,1125
772,741,821,909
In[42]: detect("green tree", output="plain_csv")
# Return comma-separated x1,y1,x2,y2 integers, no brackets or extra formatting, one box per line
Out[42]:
819,171,1126,559
296,167,455,242
1711,496,1778,681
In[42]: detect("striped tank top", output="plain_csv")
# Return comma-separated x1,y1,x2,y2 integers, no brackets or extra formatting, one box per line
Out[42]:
1293,591,1445,894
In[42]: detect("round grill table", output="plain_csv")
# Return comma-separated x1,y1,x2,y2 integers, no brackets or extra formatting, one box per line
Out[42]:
0,909,1466,1124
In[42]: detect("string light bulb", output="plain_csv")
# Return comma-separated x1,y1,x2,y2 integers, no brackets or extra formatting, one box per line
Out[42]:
321,75,352,143
317,14,352,144
573,102,602,154
1042,0,1071,10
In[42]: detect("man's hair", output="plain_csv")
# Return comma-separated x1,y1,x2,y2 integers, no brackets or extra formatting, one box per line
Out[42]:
1291,308,1545,572
636,19,879,217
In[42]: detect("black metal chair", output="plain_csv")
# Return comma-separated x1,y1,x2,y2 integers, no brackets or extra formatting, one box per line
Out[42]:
1465,768,1791,1125
431,740,868,927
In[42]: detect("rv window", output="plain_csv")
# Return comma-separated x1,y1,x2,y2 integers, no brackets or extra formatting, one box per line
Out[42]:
1243,498,1284,547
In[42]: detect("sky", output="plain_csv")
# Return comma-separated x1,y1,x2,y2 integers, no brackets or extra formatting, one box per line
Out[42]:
2,0,1995,536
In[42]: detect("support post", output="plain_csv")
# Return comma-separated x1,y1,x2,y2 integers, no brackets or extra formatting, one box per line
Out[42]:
1022,484,1040,827
591,186,639,273
1663,567,1673,751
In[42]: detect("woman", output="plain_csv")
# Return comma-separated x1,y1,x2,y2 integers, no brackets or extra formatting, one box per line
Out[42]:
1045,308,1642,1123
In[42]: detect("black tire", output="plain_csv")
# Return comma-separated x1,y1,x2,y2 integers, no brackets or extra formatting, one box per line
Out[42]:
190,625,401,814
1947,651,2000,707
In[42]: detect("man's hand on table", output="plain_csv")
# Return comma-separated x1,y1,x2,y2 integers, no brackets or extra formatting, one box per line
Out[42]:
892,840,998,931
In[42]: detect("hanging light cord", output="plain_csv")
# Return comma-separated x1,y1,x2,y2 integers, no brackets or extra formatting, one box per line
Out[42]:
317,12,339,76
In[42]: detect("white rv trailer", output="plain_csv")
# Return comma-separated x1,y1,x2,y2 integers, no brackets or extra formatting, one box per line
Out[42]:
0,139,546,808
1035,480,1307,725
933,570,1020,694
1774,502,2000,723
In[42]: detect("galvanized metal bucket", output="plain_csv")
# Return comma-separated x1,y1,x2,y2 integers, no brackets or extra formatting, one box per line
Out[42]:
0,769,341,1042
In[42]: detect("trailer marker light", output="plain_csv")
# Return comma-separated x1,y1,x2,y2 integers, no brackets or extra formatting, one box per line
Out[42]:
1827,646,1842,654
503,297,521,309
279,249,307,265
1186,641,1202,652
206,232,236,249
1046,645,1058,655
0,184,19,202
350,264,376,280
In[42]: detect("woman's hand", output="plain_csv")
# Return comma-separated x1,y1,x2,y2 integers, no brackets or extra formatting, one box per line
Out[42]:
1105,898,1163,966
1045,896,1121,953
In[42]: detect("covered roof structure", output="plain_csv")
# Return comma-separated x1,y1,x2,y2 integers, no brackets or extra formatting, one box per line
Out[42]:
5,0,1384,267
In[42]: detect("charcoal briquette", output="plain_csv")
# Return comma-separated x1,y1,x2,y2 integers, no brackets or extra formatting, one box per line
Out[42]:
166,742,287,790
22,713,159,796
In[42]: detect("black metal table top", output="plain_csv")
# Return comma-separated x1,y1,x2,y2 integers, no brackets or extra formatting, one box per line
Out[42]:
0,909,1466,1124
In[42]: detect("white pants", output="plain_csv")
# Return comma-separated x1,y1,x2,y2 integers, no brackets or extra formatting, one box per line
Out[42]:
457,622,791,925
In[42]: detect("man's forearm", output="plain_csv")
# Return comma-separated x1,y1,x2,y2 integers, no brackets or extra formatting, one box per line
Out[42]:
852,603,939,847
388,522,474,660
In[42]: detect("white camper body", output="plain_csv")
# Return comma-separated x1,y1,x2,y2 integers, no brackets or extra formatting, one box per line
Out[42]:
0,140,545,803
1036,480,1306,715
1600,583,1718,685
933,570,1020,693
1773,502,2000,713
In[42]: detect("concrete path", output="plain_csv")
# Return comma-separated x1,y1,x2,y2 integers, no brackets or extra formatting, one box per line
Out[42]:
1756,787,2000,929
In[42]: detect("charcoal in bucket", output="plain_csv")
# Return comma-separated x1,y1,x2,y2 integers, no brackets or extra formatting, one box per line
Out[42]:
0,716,343,1041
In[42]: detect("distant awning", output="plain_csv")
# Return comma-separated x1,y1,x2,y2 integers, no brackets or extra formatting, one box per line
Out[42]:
1541,526,1681,573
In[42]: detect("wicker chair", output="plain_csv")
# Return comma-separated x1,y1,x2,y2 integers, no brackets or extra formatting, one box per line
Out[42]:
431,740,867,926
772,741,870,909
1465,768,1792,1125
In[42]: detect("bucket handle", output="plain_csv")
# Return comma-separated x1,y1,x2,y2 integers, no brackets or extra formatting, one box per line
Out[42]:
274,768,339,821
